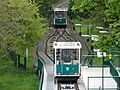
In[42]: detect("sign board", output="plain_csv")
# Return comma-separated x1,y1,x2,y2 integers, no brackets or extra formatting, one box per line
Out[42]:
91,35,99,41
81,35,99,41
75,24,82,26
99,31,108,34
97,52,106,57
81,35,90,37
53,42,82,49
108,54,112,59
93,49,100,52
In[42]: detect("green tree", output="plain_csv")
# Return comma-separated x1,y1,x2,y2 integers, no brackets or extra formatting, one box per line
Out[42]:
71,0,120,51
0,0,48,59
33,0,65,17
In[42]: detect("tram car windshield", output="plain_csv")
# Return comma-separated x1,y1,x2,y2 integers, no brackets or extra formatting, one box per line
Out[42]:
54,11,67,18
61,49,79,63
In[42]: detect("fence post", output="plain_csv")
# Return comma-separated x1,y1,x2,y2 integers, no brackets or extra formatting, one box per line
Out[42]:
102,52,105,90
118,83,120,90
88,77,89,90
14,53,17,66
24,57,26,69
18,54,20,68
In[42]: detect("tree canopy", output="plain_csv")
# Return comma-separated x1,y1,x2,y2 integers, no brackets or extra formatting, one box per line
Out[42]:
33,0,64,17
71,0,120,51
0,0,48,59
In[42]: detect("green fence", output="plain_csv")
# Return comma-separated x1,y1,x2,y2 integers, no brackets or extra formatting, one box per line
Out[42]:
38,57,44,90
109,61,120,89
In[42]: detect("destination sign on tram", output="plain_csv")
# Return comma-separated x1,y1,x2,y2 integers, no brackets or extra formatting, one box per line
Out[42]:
53,42,82,49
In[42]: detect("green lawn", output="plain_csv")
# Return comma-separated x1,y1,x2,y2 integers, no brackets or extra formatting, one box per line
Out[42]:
0,58,39,90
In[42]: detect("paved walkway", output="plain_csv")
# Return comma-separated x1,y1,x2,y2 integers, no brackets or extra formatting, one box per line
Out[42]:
38,38,54,90
81,66,117,89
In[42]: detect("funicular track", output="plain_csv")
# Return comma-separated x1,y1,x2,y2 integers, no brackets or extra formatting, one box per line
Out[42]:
37,0,87,90
45,0,72,62
46,0,89,64
45,28,77,61
58,82,79,90
54,0,70,9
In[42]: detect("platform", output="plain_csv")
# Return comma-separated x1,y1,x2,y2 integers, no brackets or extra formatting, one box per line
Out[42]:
81,66,117,90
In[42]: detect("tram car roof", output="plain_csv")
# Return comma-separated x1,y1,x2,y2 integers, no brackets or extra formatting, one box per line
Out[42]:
53,42,82,49
53,8,68,12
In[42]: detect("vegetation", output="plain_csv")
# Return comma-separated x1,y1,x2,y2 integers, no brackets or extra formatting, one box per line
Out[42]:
71,0,120,51
0,0,48,89
0,48,39,90
0,0,48,59
34,0,65,17
0,59,39,90
0,0,66,90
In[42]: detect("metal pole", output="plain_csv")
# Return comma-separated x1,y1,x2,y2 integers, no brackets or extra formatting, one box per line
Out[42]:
90,26,92,66
87,25,90,66
88,77,89,90
79,26,82,36
118,50,120,90
102,52,104,90
87,26,89,42
88,25,93,66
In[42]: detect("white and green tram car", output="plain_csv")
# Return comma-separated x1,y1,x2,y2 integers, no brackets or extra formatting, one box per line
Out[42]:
53,42,82,82
53,8,68,28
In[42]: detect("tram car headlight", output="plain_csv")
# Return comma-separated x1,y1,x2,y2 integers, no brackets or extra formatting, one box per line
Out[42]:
74,73,78,75
57,73,61,75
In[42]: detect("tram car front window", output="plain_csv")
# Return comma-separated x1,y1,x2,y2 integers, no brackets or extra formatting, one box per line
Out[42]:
61,49,72,63
56,49,79,65
55,11,66,18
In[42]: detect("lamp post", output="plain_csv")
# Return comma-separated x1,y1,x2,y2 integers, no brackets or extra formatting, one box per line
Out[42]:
86,24,93,66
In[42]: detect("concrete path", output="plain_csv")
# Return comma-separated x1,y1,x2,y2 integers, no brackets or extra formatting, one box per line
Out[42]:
38,37,54,90
81,66,117,89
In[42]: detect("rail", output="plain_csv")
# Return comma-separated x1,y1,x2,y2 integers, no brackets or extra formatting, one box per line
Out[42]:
57,82,79,90
53,0,70,9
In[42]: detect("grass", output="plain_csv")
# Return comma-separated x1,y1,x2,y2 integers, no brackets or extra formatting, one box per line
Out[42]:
0,50,39,90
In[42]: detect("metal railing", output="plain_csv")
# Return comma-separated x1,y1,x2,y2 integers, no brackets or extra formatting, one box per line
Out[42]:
38,57,44,90
109,61,120,89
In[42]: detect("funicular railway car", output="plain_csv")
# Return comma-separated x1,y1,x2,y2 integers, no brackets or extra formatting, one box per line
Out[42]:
53,42,82,83
53,8,68,28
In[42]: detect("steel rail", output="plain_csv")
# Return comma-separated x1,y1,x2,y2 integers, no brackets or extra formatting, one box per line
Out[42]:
57,83,79,90
55,0,70,8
